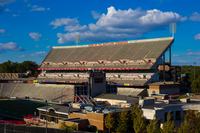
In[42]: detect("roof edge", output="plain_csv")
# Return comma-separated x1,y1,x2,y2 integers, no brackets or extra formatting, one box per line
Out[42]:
52,37,174,49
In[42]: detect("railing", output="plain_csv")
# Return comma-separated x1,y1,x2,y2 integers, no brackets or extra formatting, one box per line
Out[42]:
74,95,96,106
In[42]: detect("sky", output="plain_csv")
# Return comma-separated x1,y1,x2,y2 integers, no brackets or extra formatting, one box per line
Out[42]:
0,0,200,65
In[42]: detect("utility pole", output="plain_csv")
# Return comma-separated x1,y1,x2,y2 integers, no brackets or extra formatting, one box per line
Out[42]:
45,100,48,133
163,54,166,82
4,123,6,133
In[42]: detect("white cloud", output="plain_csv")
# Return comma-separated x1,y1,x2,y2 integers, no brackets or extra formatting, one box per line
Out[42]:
187,51,200,56
173,51,200,65
0,42,20,51
190,12,200,22
194,33,200,40
91,11,101,19
0,29,5,33
0,0,15,5
30,51,46,56
50,18,79,28
51,18,87,41
29,32,42,41
19,51,47,59
30,5,50,12
51,6,185,44
4,8,11,12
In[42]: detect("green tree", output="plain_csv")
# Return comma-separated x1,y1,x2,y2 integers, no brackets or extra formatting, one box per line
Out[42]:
59,122,76,133
0,60,38,75
116,110,128,133
19,61,38,75
179,66,200,93
0,61,15,73
178,110,200,133
161,113,175,133
191,79,200,93
105,113,115,133
147,119,160,133
132,105,146,133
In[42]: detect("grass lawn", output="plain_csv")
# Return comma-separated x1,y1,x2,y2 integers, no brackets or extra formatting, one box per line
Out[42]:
0,99,46,120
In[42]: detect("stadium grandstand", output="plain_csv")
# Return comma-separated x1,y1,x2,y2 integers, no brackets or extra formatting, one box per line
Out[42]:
37,37,175,98
0,73,35,82
0,83,74,103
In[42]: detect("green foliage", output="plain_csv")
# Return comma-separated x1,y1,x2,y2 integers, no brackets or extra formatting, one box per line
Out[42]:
178,110,200,133
180,66,200,81
180,66,200,93
0,60,38,75
146,119,161,133
191,79,200,93
132,105,147,133
59,122,76,133
116,110,129,133
161,113,175,133
105,113,115,133
87,125,97,132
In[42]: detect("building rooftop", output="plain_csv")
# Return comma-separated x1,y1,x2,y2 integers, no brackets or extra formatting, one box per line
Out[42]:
142,99,200,110
37,104,80,115
95,93,139,104
149,81,180,86
39,37,174,71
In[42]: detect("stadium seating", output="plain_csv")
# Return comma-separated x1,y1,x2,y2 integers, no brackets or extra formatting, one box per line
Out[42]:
0,83,74,103
41,37,173,69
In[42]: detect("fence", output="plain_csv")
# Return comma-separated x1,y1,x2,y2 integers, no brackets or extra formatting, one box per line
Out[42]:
0,124,65,133
0,124,89,133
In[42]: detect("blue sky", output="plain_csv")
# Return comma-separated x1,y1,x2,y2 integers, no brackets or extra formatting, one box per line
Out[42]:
0,0,200,65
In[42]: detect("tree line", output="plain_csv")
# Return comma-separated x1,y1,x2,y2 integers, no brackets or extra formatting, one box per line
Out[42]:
180,66,200,93
105,105,200,133
0,60,38,75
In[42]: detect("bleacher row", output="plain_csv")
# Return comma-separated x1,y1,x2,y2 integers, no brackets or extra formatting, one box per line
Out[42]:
38,72,153,81
41,38,172,69
106,73,154,80
39,73,89,79
0,73,20,80
0,83,74,103
42,59,154,67
46,40,170,62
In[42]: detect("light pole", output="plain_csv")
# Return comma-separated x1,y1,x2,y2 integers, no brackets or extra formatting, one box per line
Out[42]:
45,100,48,133
4,122,6,133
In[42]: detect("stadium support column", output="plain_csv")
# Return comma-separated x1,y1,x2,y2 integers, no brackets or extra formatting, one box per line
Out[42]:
169,46,172,66
163,53,166,82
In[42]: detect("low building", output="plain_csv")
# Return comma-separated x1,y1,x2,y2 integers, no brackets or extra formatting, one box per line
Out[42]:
61,118,89,131
94,94,138,107
37,105,80,123
148,82,180,96
117,87,147,97
68,112,105,131
141,98,200,123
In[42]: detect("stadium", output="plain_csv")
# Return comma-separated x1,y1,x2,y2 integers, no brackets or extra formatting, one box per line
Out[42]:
0,37,178,103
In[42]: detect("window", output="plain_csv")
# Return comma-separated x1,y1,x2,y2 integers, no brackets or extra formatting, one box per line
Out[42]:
75,86,88,95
